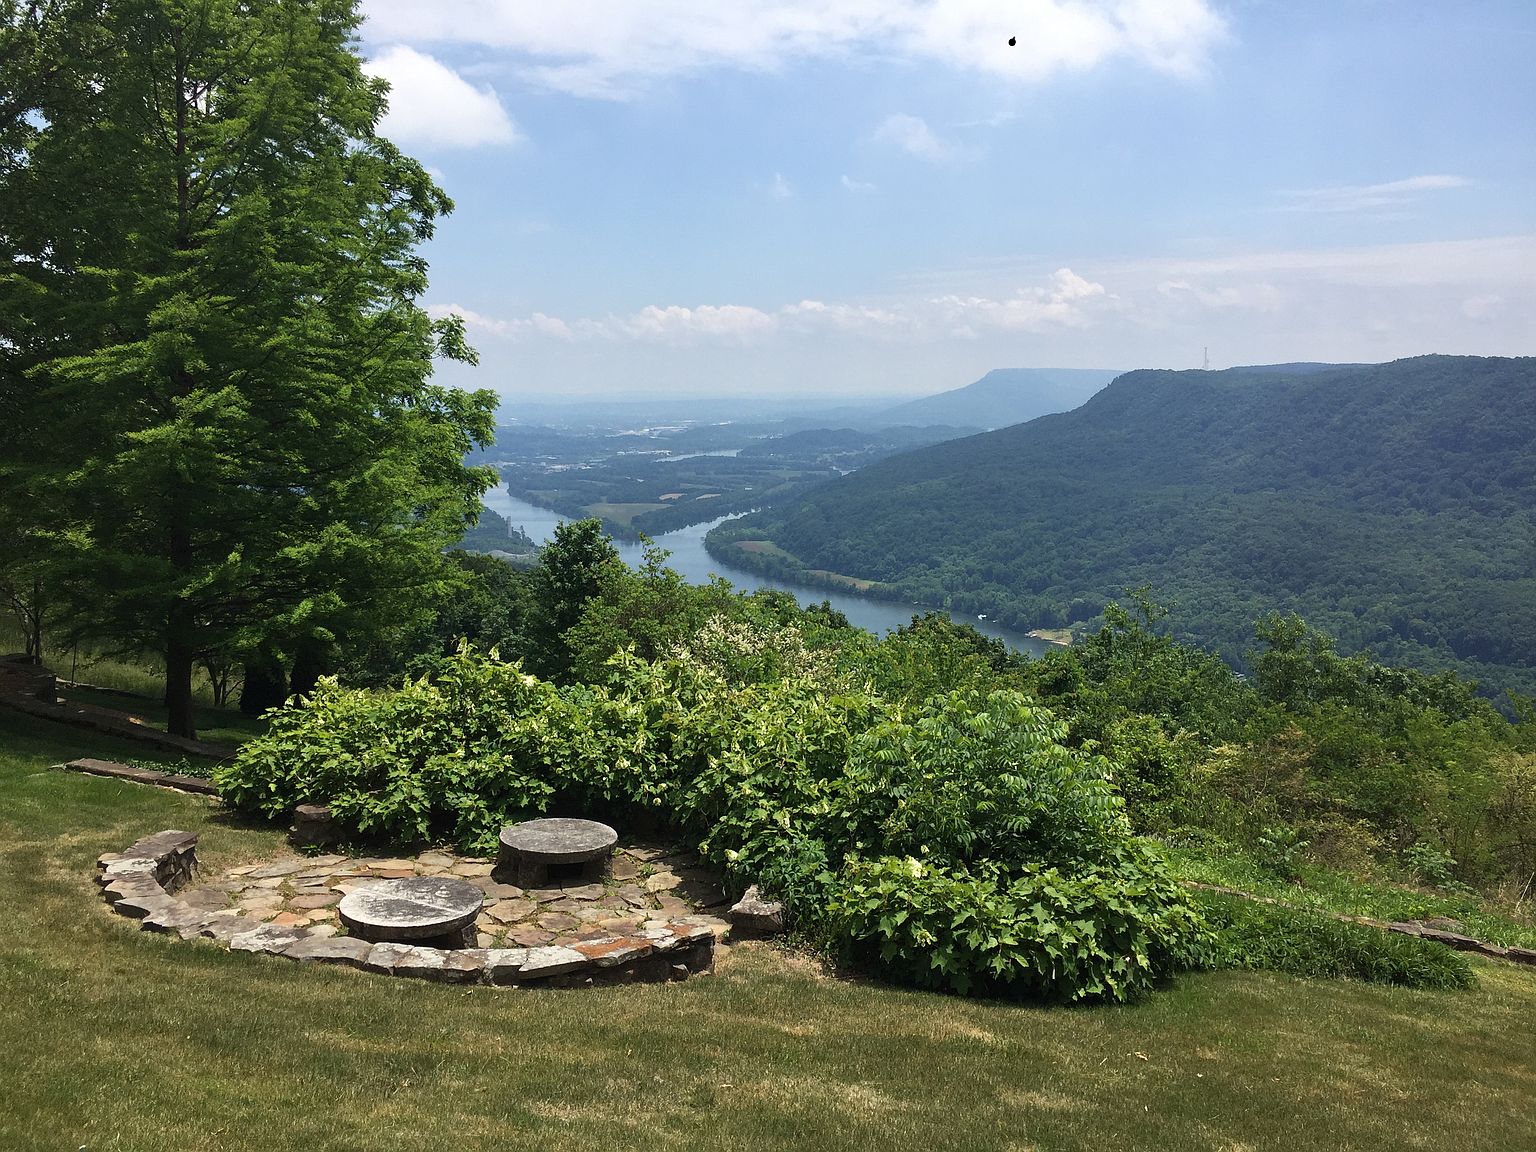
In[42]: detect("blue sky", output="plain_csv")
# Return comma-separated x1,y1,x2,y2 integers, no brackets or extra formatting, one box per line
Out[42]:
356,0,1536,400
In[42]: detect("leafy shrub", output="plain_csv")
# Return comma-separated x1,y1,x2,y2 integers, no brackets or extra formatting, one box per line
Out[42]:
826,848,1209,1001
839,690,1130,865
216,650,562,850
1403,841,1464,890
218,644,1210,1002
1196,892,1473,990
1097,713,1198,833
1255,824,1310,883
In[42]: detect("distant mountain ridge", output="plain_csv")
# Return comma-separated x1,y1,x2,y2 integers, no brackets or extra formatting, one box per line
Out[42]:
708,355,1536,696
867,367,1123,429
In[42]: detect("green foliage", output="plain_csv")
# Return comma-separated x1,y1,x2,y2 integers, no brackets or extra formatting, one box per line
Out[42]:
455,508,538,557
1402,842,1464,891
523,519,621,680
217,532,1531,1000
713,356,1536,699
1022,595,1254,833
840,690,1128,865
1240,616,1519,884
826,849,1209,1001
1254,825,1310,883
1196,892,1474,990
0,0,495,737
341,550,536,688
220,641,1207,1003
216,651,560,850
564,543,734,683
857,613,1033,706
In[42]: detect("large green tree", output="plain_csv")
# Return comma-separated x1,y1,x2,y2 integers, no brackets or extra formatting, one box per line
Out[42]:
0,0,496,736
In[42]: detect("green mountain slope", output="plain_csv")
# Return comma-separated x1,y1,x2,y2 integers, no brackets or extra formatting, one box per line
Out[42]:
868,367,1122,429
708,356,1536,694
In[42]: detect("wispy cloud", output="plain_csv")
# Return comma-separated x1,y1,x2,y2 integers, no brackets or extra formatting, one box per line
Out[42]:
360,0,1228,99
1276,174,1470,214
769,172,794,200
873,114,961,163
841,174,877,193
434,236,1536,361
365,45,519,148
430,267,1113,346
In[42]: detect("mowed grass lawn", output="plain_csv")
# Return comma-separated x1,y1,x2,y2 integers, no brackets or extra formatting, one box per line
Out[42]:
2,708,1534,1152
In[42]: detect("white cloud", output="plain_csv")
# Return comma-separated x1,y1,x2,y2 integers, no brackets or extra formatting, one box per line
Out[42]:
433,236,1536,397
1112,0,1229,78
428,304,572,340
431,267,1114,347
841,174,877,193
929,268,1111,335
782,299,904,335
360,0,1228,99
607,304,780,344
1277,174,1470,214
769,172,795,200
1122,234,1536,290
1157,279,1285,314
365,45,519,147
873,114,958,163
1461,293,1505,321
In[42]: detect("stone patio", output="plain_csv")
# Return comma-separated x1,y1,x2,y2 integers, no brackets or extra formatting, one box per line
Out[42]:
185,841,733,951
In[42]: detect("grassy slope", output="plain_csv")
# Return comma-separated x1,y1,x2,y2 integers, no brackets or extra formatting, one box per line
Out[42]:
56,684,266,747
1166,843,1536,951
3,707,1534,1152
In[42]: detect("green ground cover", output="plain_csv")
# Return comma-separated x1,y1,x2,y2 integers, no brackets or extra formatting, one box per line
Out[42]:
3,707,1534,1152
1165,841,1536,951
56,685,267,748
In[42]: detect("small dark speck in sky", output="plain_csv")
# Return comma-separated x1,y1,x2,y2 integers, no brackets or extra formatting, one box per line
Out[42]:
1008,37,1016,46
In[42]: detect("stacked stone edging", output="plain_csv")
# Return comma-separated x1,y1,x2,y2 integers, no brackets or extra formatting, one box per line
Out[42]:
99,830,715,987
3,693,238,759
1188,882,1536,967
63,758,219,795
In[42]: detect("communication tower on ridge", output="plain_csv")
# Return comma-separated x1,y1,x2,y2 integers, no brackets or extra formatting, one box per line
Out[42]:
1202,346,1210,371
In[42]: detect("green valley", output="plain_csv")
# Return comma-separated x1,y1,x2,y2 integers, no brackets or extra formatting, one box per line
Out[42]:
707,356,1536,698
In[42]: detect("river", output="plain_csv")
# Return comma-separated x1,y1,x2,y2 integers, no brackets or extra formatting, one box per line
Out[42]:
483,487,1054,658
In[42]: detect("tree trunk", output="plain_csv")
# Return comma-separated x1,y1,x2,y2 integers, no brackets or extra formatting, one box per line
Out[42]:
165,627,196,739
289,639,330,699
165,492,197,738
26,576,43,662
239,649,288,715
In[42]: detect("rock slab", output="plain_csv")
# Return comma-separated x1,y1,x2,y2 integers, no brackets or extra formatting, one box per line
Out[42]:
337,876,484,943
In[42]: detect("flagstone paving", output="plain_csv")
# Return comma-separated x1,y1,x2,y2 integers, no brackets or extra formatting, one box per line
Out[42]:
202,843,733,949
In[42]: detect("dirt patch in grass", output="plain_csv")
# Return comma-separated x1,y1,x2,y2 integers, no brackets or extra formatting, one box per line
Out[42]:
586,502,669,525
805,569,878,592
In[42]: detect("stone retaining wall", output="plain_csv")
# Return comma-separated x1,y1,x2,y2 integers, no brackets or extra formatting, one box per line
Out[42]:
99,830,715,987
0,654,55,702
65,758,218,795
2,692,238,759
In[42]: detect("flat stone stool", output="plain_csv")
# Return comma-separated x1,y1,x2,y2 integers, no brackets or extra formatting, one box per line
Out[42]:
498,817,618,888
337,877,484,947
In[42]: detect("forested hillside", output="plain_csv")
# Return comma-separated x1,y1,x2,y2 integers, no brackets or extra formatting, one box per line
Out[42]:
868,367,1121,429
709,356,1536,696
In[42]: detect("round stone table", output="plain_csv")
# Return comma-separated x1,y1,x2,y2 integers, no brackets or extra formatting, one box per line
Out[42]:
337,876,484,946
498,817,618,888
